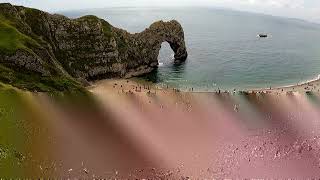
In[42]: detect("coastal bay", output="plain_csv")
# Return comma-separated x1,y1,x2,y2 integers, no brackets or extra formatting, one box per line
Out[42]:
1,2,320,179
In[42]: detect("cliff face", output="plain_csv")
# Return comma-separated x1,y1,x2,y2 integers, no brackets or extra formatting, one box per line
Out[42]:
0,3,187,91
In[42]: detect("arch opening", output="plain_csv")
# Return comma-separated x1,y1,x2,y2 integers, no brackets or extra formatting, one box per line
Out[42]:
158,42,175,66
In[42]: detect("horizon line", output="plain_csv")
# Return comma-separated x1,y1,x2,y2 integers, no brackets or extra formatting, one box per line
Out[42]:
4,2,320,25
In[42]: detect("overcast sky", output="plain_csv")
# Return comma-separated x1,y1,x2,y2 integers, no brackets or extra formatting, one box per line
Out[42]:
2,0,320,23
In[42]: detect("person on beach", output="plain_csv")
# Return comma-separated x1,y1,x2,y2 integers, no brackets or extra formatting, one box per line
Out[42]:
234,104,239,112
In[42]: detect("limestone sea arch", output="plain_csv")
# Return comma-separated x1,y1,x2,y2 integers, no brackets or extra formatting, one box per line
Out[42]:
0,3,188,86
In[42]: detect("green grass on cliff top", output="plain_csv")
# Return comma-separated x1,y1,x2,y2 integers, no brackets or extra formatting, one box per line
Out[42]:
0,15,39,54
0,64,86,94
0,15,87,93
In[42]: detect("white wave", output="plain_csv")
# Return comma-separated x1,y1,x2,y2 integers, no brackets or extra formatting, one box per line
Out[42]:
280,74,320,89
171,54,175,60
298,74,320,85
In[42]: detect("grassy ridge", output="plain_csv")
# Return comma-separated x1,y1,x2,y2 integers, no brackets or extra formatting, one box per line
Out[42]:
0,16,39,55
0,13,86,93
0,65,85,93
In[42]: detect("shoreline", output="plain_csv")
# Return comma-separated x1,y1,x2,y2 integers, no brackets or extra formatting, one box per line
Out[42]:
88,74,320,95
252,74,320,93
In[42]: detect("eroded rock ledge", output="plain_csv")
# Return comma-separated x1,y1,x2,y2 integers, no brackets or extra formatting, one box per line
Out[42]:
0,3,188,84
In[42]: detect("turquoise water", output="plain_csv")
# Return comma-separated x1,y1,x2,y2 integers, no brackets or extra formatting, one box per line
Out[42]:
62,7,320,91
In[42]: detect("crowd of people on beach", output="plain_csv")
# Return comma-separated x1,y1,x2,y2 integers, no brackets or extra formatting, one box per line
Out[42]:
110,80,320,99
106,79,320,117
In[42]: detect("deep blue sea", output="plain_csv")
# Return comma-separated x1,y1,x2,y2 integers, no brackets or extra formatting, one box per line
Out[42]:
62,7,320,91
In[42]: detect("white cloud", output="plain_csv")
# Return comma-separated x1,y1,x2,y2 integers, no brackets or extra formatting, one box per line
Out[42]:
1,0,319,23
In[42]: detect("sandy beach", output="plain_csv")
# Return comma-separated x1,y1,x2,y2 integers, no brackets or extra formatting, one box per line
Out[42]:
88,75,320,96
82,78,320,178
253,77,320,94
2,77,320,178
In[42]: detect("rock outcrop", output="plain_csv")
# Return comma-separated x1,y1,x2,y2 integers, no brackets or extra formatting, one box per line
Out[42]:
0,3,188,89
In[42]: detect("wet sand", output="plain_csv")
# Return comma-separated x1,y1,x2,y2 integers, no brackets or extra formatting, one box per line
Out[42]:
88,75,320,96
252,78,320,94
88,76,320,95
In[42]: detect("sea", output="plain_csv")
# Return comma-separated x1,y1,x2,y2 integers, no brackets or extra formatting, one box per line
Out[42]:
61,7,320,91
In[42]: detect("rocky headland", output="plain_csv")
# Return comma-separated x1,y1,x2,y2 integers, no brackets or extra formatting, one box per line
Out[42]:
0,3,187,92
